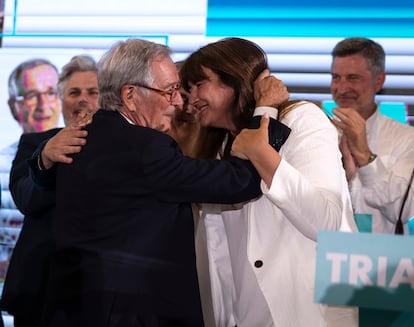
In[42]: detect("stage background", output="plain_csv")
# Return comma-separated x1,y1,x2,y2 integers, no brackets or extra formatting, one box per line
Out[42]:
0,0,413,149
0,1,413,325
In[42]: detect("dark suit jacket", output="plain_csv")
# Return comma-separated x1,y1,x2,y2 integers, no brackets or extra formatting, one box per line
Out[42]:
32,110,267,326
30,110,290,326
250,114,291,152
0,128,61,323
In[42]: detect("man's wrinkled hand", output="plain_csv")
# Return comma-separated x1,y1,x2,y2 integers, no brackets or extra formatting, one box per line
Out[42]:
75,110,95,127
232,113,270,160
41,126,88,169
254,69,289,108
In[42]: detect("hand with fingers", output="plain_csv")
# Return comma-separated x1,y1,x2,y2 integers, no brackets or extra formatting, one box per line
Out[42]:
338,134,357,180
254,69,290,108
331,107,373,167
40,126,88,169
232,113,271,160
75,110,95,126
232,113,282,187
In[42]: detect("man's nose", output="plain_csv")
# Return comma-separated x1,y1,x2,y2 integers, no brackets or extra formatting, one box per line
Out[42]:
172,91,184,106
80,91,92,102
333,78,350,93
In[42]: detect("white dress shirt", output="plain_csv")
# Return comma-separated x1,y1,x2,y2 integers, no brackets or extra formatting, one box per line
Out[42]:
349,109,414,234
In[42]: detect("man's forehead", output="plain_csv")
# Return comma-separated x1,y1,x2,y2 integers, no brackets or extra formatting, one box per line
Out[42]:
332,57,371,74
21,64,57,77
19,64,58,87
66,71,98,88
151,56,179,84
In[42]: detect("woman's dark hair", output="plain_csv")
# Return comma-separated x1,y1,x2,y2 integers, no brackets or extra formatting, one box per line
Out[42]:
181,37,268,133
180,38,267,158
180,37,302,159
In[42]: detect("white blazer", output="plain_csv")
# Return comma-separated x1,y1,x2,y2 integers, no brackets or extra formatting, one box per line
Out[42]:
198,103,358,327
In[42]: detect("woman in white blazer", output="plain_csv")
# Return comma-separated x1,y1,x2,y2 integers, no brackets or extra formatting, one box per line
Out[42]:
180,37,358,327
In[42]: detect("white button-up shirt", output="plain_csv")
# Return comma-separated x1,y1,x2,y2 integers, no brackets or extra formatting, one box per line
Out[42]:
349,109,414,234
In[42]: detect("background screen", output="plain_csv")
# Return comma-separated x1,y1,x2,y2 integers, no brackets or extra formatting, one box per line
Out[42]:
0,0,413,149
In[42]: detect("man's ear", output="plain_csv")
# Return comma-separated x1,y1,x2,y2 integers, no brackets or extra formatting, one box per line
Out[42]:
8,98,19,121
375,71,386,93
121,85,136,110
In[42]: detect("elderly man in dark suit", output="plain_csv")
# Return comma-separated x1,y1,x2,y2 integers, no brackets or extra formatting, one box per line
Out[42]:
0,55,99,327
29,39,290,327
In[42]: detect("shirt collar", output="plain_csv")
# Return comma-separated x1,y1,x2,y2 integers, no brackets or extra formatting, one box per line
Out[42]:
119,111,135,125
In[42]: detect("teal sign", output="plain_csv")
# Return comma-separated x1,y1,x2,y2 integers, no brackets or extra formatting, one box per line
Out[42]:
315,231,414,326
354,213,373,233
322,101,408,125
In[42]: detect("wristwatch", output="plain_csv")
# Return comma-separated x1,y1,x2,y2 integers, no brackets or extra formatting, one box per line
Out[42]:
359,152,377,167
367,153,377,164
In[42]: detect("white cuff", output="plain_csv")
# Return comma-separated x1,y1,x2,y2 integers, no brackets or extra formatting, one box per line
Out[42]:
253,106,278,120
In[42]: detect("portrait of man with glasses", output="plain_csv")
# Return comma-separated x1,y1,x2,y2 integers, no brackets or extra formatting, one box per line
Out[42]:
8,58,61,133
0,58,61,294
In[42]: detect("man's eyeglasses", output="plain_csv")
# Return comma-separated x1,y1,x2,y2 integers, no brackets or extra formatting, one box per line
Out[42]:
136,83,181,104
15,89,59,107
